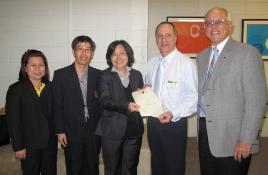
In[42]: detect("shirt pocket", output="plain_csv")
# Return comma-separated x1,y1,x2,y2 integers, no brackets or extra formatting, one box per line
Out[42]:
166,80,181,88
166,80,182,100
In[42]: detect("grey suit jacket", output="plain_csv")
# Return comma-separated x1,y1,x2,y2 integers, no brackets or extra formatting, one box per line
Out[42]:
197,37,267,157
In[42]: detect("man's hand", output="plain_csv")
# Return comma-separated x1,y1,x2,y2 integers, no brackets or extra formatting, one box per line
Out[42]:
128,102,140,112
158,111,173,123
233,140,252,162
57,133,68,147
15,149,26,160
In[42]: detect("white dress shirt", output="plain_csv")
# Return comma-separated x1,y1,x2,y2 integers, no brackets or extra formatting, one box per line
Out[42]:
145,48,198,122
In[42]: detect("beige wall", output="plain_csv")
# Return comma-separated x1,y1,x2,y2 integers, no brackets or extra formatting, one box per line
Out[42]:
148,0,268,136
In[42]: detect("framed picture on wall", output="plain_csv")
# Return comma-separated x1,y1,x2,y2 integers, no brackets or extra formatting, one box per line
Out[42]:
242,19,268,60
167,16,211,58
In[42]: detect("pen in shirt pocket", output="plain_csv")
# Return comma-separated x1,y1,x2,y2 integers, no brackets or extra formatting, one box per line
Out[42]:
168,80,177,84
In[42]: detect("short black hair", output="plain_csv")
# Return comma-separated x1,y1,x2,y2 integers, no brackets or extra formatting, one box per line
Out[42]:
155,21,177,37
106,40,135,67
19,49,49,82
71,35,96,51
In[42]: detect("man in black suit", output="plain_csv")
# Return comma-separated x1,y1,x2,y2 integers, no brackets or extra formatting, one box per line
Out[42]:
53,35,101,175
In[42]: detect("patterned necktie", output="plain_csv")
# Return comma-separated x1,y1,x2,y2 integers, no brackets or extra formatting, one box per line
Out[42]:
154,59,165,96
202,47,220,95
198,47,219,117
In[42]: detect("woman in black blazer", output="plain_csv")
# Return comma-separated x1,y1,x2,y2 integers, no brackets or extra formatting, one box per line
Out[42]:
6,50,57,175
96,40,144,175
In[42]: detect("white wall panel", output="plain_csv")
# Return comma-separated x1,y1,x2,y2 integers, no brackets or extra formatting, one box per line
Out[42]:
0,0,69,108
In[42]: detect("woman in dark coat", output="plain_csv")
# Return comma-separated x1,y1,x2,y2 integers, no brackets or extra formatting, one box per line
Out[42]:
95,40,144,175
6,49,57,175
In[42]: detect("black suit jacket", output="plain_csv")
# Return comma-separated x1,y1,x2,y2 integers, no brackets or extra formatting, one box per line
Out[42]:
53,63,101,142
6,80,54,151
95,67,144,139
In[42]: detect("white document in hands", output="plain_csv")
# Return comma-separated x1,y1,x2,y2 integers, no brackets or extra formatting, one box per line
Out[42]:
132,87,164,117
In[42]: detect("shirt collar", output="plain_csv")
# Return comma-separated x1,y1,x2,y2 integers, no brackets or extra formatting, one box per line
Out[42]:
212,36,229,54
159,48,177,65
111,66,131,73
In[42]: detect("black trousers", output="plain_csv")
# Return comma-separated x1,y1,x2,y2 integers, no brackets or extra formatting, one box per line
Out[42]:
21,139,57,175
147,117,187,175
198,118,251,175
101,136,142,175
64,121,101,175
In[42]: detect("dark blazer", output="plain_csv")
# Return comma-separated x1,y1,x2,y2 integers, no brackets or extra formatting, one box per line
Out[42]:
95,67,144,139
53,63,101,142
6,80,54,151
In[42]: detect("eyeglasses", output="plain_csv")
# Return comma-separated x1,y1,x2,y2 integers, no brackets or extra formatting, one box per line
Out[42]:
204,19,229,27
75,48,92,54
111,53,128,58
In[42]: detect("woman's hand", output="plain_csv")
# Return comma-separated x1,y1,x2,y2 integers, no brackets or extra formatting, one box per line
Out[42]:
57,133,68,147
128,102,140,112
15,149,26,160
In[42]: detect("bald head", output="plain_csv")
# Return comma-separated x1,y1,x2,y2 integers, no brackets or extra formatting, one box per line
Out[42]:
205,7,231,21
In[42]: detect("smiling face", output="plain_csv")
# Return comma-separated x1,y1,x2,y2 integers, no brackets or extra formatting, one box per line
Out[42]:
111,44,128,70
155,23,177,57
73,42,94,66
26,56,45,82
205,8,233,46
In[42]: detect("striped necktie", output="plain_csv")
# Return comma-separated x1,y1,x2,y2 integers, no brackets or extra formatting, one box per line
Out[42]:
202,47,220,95
198,47,220,117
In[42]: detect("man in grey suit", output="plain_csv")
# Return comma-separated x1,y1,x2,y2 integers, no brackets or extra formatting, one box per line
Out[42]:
197,7,267,175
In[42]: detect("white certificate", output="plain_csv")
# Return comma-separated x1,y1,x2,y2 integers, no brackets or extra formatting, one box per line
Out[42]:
132,87,164,117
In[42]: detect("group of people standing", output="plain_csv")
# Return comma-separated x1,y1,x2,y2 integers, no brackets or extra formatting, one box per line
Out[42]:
5,7,267,175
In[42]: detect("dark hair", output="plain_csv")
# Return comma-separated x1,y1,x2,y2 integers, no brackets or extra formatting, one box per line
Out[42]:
19,49,49,82
155,21,177,37
71,35,96,51
106,40,135,67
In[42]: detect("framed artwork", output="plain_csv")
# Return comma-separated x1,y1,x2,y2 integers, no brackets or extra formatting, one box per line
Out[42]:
167,16,211,58
242,19,268,60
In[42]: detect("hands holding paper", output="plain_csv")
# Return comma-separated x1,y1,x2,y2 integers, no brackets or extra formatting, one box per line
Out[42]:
132,87,164,117
132,87,173,123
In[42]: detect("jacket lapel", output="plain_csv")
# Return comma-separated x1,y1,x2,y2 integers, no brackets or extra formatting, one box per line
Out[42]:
210,38,234,83
23,80,40,100
87,66,98,99
129,70,137,91
69,63,85,104
199,48,211,91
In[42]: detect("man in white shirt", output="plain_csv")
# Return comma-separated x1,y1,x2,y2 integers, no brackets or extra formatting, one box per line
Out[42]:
145,22,198,175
